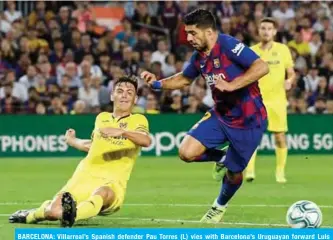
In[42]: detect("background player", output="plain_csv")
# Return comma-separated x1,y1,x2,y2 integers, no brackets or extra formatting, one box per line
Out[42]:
141,9,269,223
9,76,151,227
246,18,296,183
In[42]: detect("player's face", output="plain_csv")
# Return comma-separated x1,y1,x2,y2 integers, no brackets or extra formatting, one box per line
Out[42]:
185,25,209,51
259,22,277,43
112,82,137,112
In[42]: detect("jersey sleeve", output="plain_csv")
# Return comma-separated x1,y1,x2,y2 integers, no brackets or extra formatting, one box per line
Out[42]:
134,114,149,135
283,45,294,69
182,52,200,80
94,112,106,125
91,112,107,141
93,112,109,131
223,35,259,69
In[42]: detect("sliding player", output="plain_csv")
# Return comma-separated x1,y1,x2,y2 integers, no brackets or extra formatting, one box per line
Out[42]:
9,76,151,227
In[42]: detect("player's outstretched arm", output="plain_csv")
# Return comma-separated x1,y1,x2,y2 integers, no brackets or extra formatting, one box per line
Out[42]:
122,130,151,148
99,127,151,148
65,129,91,152
140,71,191,90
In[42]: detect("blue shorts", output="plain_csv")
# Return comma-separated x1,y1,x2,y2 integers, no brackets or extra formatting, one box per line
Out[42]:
188,110,267,173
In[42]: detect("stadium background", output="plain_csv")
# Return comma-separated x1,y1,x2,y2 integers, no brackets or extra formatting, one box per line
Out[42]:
0,0,332,156
0,0,332,235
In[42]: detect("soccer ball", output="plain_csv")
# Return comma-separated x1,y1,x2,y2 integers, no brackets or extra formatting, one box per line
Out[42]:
286,200,322,228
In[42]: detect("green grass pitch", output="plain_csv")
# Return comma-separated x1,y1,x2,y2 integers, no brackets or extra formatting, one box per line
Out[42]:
0,155,332,239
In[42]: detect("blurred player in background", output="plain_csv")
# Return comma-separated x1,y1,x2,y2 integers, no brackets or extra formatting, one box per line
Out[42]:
141,9,269,223
9,76,151,227
246,18,296,183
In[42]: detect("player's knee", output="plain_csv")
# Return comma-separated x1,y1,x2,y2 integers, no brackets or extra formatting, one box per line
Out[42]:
178,147,196,163
178,135,206,162
226,171,243,184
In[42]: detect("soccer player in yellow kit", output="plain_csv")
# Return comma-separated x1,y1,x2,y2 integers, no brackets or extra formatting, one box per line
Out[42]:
9,76,151,227
246,18,296,183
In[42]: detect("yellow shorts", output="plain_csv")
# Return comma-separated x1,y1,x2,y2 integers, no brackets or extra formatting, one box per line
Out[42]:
56,168,126,215
265,103,288,132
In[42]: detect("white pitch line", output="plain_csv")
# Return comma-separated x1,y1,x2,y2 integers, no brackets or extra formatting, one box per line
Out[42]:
1,215,332,228
1,202,333,208
126,204,333,209
112,217,333,228
0,214,291,227
112,217,289,227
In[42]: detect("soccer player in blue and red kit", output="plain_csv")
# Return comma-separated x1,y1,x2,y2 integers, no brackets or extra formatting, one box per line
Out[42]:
141,9,269,223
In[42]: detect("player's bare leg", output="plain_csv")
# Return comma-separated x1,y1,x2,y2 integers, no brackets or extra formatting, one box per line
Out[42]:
179,135,206,162
180,135,228,181
61,186,116,227
274,132,287,183
9,195,63,224
44,195,63,221
179,135,227,173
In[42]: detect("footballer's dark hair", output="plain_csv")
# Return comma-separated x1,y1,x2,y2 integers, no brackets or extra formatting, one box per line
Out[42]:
114,76,138,92
260,17,278,28
183,9,217,30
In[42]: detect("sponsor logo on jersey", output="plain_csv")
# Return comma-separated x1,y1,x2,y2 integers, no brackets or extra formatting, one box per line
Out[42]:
202,73,227,86
231,43,245,56
267,60,281,65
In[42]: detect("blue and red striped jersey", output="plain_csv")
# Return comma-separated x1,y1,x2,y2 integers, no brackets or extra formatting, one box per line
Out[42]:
183,33,267,129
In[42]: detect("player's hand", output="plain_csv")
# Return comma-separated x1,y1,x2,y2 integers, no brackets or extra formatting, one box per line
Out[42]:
99,127,124,138
140,71,157,86
215,79,235,92
65,129,76,144
285,79,293,91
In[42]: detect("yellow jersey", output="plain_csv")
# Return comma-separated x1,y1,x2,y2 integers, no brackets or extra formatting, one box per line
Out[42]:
78,112,149,182
251,42,294,104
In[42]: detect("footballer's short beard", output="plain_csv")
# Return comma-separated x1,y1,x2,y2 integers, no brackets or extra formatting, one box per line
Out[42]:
261,37,273,44
196,41,209,52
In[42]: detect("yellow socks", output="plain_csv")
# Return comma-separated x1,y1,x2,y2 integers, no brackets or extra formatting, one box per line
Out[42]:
76,195,104,221
276,147,287,182
246,150,257,179
245,147,287,183
26,195,104,223
26,200,51,224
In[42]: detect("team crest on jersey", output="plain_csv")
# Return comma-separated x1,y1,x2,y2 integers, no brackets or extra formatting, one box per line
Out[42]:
213,58,220,68
119,122,128,129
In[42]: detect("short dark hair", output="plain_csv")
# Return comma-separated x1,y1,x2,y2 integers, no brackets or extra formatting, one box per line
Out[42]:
260,17,278,28
114,76,138,92
183,9,217,30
